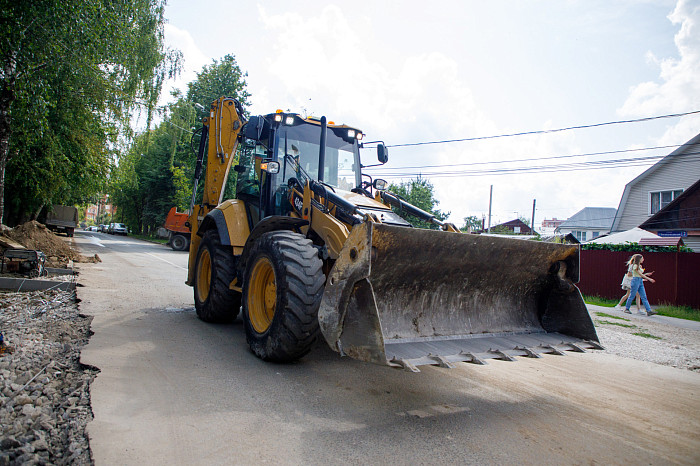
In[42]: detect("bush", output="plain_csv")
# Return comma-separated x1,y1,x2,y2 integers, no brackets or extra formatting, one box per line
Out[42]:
581,242,693,253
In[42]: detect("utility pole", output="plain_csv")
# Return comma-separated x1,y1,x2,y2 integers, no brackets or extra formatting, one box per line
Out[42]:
531,199,536,235
487,185,493,233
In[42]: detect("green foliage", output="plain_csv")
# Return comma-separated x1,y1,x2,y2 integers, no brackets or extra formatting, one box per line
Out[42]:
594,312,630,321
581,242,693,253
583,295,617,307
460,215,482,232
109,55,250,233
490,224,518,235
387,177,449,229
596,320,637,329
656,304,700,322
0,0,181,224
518,215,531,226
187,54,252,121
632,332,662,340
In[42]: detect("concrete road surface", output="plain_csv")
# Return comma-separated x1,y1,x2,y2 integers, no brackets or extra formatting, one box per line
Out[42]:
74,232,700,465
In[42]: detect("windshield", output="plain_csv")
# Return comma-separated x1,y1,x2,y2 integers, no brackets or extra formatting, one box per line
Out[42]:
277,124,360,190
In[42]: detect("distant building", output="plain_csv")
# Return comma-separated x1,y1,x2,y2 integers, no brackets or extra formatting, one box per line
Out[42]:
487,218,533,235
539,217,564,235
85,195,115,223
612,132,700,233
639,178,700,251
555,207,617,242
542,218,563,229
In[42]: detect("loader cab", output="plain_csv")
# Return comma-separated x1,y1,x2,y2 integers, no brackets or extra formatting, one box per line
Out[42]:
238,112,364,223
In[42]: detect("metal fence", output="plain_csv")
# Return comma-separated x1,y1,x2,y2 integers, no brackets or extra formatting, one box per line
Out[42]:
577,250,700,309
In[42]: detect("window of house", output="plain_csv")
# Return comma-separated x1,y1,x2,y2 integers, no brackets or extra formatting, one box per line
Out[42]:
573,231,587,242
650,189,683,214
592,231,600,238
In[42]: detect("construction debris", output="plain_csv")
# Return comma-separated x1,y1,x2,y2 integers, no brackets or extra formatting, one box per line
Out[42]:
0,289,95,465
0,221,100,268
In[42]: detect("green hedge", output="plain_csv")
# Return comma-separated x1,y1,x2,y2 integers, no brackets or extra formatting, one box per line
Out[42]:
581,242,693,253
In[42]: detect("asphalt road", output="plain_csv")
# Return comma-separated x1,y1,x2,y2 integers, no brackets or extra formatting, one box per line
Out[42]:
74,231,700,465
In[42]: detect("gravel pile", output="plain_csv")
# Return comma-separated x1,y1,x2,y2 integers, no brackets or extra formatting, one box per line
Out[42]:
592,310,700,372
0,289,95,465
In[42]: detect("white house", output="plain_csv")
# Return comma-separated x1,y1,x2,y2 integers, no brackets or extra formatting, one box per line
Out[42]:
555,207,617,242
611,132,700,233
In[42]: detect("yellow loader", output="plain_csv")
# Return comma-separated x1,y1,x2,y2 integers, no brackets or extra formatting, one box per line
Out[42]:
186,97,601,372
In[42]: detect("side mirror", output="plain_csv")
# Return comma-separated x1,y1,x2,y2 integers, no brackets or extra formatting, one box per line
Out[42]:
377,144,388,164
244,115,264,140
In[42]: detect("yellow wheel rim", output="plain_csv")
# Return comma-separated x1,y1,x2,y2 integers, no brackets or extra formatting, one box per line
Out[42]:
248,257,276,333
196,249,212,303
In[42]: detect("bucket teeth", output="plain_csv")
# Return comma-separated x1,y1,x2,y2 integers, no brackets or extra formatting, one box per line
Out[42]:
429,354,455,369
392,358,421,373
585,340,605,350
459,351,487,365
488,349,517,361
566,342,586,353
539,345,566,356
515,346,542,358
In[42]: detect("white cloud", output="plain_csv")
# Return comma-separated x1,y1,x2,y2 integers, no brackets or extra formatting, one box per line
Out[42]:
161,24,210,102
619,0,700,143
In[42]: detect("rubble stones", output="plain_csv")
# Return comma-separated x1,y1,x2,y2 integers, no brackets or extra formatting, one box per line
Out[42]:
0,289,95,465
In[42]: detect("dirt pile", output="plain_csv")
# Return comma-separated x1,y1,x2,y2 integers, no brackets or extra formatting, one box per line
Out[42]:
0,222,100,267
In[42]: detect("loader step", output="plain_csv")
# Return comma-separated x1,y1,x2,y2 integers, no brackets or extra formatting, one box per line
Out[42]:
384,331,603,372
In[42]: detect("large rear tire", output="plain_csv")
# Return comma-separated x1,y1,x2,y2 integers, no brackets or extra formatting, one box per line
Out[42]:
194,229,241,323
243,231,325,362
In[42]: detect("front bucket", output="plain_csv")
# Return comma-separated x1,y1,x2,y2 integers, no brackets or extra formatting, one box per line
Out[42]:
318,223,600,371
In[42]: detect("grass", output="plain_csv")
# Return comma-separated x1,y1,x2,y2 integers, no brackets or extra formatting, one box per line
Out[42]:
587,296,700,323
131,234,169,245
655,304,700,322
595,312,630,321
583,295,618,307
632,332,662,340
596,320,637,328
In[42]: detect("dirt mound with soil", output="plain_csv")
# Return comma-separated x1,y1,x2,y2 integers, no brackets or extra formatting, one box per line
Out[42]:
0,221,100,267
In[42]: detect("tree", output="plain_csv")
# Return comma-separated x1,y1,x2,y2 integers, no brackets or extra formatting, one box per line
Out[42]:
388,177,449,229
518,215,531,226
186,54,251,121
109,55,250,233
0,0,181,224
461,215,482,232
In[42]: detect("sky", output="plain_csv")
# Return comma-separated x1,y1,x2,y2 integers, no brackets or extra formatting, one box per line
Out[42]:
159,0,700,230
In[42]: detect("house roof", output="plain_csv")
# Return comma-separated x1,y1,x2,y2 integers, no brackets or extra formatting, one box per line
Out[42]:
586,227,659,244
486,218,533,234
638,237,685,247
639,178,700,231
611,132,700,231
556,207,617,230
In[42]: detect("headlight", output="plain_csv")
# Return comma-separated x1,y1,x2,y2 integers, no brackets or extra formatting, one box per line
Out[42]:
347,129,355,138
261,161,280,174
285,116,295,125
373,178,388,191
356,132,363,141
274,113,283,122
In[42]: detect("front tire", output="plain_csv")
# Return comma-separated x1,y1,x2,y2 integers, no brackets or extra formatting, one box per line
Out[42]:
243,231,325,362
194,229,241,323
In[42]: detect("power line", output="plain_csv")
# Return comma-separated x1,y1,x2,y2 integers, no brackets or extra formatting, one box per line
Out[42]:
370,150,700,179
367,144,682,172
387,110,700,148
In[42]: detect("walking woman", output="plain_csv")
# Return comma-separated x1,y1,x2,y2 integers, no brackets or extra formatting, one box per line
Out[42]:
625,254,656,316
